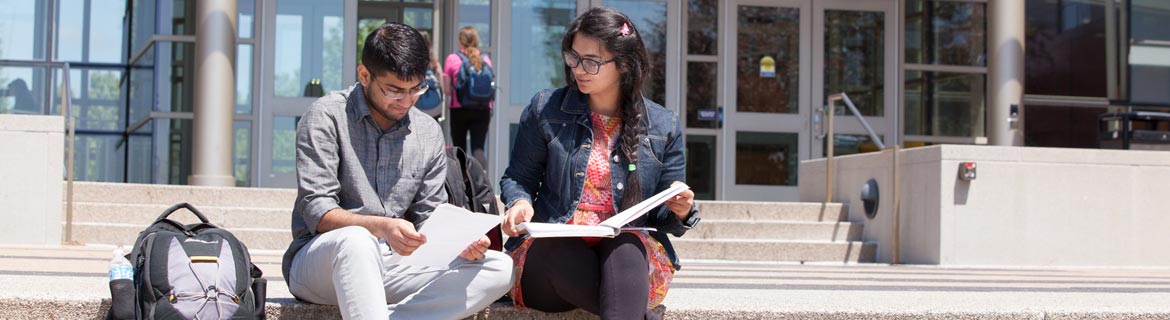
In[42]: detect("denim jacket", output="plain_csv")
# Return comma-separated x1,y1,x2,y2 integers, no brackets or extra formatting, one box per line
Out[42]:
500,87,700,270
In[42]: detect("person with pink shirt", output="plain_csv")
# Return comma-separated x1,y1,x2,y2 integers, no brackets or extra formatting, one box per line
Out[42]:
444,26,493,166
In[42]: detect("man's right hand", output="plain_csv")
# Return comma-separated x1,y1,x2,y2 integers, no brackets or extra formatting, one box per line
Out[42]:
371,217,427,256
502,199,535,237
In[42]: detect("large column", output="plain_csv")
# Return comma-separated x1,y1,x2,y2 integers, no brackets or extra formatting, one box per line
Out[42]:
987,0,1025,146
189,0,238,186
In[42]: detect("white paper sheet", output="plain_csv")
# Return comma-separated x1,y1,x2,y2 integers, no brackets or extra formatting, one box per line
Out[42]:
388,204,502,268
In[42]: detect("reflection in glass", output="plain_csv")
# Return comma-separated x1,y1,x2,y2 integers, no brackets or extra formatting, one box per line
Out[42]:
736,6,799,114
168,119,194,185
824,10,884,116
273,116,299,174
1132,0,1170,42
0,0,45,60
509,0,575,105
687,0,717,55
685,135,716,200
459,0,492,47
89,0,127,63
1024,105,1106,149
1,67,44,115
56,0,84,61
686,62,718,128
822,134,883,157
1024,0,1106,97
74,135,126,182
275,1,343,97
49,68,124,131
1130,1,1170,105
234,121,252,187
239,0,255,38
905,0,986,66
606,0,667,105
323,16,345,94
903,71,985,137
127,135,151,184
51,68,84,114
736,131,798,186
404,7,434,34
167,42,197,112
357,18,387,67
237,45,253,114
128,67,154,123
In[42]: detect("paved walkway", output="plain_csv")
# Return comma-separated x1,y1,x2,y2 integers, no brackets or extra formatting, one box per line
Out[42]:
2,245,1170,319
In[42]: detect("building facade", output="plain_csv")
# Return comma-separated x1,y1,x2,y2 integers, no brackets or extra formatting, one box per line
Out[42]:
0,0,1166,201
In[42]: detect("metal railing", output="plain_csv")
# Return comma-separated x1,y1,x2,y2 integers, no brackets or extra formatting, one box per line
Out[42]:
822,93,885,204
821,92,901,264
0,60,75,243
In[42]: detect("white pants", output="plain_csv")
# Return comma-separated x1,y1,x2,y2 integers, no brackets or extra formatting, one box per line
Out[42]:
287,226,513,320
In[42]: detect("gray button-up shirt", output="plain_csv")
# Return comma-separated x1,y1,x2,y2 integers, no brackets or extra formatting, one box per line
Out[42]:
282,83,448,281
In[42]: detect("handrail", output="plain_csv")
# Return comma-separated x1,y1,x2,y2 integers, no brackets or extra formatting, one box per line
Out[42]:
128,35,197,67
826,93,886,150
120,35,197,87
821,93,899,263
822,93,885,204
62,63,75,244
116,112,195,149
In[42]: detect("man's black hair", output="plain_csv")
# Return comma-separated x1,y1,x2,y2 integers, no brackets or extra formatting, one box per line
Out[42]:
362,22,430,82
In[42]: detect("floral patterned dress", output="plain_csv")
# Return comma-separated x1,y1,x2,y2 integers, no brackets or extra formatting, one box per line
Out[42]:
509,113,675,310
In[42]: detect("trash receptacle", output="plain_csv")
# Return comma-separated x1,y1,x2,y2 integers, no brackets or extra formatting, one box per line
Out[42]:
1099,111,1170,151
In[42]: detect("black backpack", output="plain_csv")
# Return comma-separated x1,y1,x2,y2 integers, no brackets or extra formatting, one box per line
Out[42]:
453,52,495,109
443,146,503,250
124,203,266,320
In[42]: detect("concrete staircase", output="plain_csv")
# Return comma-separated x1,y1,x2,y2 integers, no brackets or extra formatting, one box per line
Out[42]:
67,182,296,250
66,182,875,263
673,201,874,263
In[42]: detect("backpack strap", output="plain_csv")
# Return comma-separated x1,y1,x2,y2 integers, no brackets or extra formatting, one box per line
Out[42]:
455,51,473,75
155,203,211,224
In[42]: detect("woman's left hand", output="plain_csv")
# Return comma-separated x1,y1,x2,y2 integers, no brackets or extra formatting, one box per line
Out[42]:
663,181,695,221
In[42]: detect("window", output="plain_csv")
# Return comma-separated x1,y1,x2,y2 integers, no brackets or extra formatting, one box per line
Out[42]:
509,0,575,105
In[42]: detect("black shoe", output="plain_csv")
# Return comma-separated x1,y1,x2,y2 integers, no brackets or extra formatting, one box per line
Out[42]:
649,304,667,320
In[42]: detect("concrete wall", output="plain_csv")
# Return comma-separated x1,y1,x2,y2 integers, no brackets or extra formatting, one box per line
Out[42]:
800,145,1170,267
0,115,64,245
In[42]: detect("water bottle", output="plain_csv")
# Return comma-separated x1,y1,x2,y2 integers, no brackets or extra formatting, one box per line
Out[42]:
109,247,133,280
108,247,135,320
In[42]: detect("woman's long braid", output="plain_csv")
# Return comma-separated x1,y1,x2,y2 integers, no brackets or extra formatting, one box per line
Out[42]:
618,64,647,211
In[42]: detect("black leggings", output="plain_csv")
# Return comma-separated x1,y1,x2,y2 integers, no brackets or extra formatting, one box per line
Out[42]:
520,233,660,320
449,107,491,165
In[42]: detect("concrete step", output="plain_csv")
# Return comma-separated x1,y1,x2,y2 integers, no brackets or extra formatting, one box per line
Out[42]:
71,223,291,250
671,238,876,263
68,202,290,229
687,220,862,241
8,246,1170,320
695,201,847,222
67,181,296,209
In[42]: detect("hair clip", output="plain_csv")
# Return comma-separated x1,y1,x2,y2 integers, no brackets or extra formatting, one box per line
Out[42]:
628,163,637,172
620,23,631,37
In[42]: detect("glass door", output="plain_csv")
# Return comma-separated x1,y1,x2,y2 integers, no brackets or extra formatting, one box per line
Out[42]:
722,0,810,201
721,0,895,201
810,0,896,158
257,0,439,188
259,0,350,188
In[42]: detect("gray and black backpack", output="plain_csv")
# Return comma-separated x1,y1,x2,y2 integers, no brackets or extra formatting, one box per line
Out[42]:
125,203,266,319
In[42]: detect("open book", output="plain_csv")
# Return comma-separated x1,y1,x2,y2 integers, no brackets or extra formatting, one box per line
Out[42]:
519,183,690,238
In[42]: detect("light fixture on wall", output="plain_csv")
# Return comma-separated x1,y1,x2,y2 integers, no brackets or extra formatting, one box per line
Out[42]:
861,178,879,219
